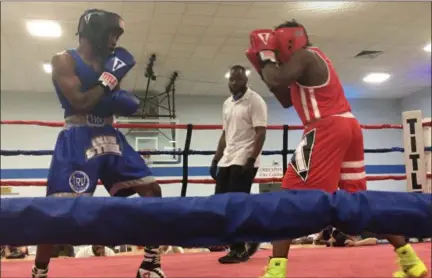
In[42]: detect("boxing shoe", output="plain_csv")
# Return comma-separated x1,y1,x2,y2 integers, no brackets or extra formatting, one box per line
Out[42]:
392,244,428,278
260,257,287,278
136,267,166,278
137,247,166,278
218,249,250,264
31,266,48,278
246,242,261,257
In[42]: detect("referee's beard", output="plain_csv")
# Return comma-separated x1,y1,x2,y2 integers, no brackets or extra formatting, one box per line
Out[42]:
231,86,247,99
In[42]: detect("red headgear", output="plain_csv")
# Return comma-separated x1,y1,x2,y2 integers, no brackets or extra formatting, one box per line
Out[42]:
274,25,309,62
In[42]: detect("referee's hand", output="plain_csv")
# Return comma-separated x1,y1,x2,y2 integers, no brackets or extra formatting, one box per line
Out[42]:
209,159,218,180
242,157,256,176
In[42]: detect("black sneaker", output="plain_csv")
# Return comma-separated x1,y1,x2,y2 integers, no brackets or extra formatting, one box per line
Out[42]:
246,242,260,257
218,249,249,264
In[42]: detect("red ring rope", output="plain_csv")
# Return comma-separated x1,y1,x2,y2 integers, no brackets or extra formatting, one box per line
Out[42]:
2,174,431,187
2,120,430,130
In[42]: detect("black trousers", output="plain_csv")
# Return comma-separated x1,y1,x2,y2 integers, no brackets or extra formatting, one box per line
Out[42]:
215,165,258,253
215,165,258,194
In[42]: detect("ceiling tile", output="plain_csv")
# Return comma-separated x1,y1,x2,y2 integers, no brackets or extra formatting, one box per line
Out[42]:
185,3,218,16
121,2,154,21
180,15,213,27
173,35,201,45
154,3,186,15
192,45,220,59
214,5,248,17
176,25,207,36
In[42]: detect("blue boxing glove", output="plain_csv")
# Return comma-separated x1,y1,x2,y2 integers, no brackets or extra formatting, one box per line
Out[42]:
95,89,140,117
98,47,136,93
111,90,140,116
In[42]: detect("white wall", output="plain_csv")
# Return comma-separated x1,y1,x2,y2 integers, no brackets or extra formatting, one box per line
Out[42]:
1,90,409,197
401,88,431,118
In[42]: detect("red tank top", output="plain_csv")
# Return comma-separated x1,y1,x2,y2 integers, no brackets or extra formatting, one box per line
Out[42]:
290,47,351,125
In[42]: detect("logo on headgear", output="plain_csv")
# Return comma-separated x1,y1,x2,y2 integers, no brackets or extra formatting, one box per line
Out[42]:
69,171,90,193
258,33,271,44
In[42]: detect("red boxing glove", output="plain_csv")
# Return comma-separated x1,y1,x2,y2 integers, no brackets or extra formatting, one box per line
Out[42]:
249,29,278,65
245,47,261,73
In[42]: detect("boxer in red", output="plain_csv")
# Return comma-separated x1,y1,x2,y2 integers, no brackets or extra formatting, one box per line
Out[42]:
246,20,427,278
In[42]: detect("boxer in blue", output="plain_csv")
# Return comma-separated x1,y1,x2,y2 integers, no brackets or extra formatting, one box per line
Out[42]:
32,9,166,278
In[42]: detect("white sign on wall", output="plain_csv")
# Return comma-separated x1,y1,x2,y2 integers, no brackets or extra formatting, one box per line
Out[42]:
402,110,427,193
257,166,284,178
423,117,431,193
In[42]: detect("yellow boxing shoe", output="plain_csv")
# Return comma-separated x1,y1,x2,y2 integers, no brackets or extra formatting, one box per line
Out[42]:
392,244,428,278
260,257,287,278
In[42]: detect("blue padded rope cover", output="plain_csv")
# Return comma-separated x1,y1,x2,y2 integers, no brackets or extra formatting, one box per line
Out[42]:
333,191,432,237
0,190,332,246
1,190,431,246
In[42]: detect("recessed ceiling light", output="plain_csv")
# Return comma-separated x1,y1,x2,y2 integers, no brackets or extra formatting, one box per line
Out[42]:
224,69,251,79
363,73,391,84
43,63,52,74
423,43,431,53
301,2,348,11
26,20,61,38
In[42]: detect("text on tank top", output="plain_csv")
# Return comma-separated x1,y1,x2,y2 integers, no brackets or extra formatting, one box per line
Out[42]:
53,49,107,118
289,47,351,125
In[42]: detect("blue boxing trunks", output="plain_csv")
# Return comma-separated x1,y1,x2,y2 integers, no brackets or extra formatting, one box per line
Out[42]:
46,115,155,197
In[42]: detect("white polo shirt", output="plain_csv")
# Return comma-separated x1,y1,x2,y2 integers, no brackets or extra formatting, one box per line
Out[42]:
218,88,268,168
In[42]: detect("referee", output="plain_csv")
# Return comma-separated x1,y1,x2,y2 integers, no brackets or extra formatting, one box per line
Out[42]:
210,65,268,264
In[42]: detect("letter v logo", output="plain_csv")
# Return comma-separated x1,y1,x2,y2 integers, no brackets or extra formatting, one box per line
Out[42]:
257,32,271,44
112,57,126,71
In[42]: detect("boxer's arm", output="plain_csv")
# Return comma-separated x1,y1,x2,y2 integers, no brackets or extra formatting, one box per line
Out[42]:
261,49,312,89
269,85,293,109
51,52,105,112
351,238,378,247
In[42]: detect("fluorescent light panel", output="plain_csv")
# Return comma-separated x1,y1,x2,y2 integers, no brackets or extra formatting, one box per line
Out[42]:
363,72,390,84
225,70,251,79
26,20,61,38
301,2,348,11
43,63,52,73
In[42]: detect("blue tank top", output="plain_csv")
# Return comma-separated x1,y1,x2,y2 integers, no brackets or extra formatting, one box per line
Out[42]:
53,49,109,118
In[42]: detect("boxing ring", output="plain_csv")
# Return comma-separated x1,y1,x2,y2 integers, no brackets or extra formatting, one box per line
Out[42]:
1,110,432,277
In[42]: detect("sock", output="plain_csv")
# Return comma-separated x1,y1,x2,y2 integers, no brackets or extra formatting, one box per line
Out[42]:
395,244,415,257
34,262,48,270
141,246,161,268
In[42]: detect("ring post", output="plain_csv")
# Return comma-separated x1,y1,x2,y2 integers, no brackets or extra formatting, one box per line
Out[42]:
402,110,426,193
180,124,193,197
282,125,289,174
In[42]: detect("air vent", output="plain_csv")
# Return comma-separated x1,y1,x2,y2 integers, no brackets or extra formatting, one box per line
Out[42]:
355,50,383,59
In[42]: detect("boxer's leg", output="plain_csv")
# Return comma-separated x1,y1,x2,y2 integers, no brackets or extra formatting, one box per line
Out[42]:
33,129,100,278
341,119,427,278
100,133,165,278
262,117,351,278
338,118,366,193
